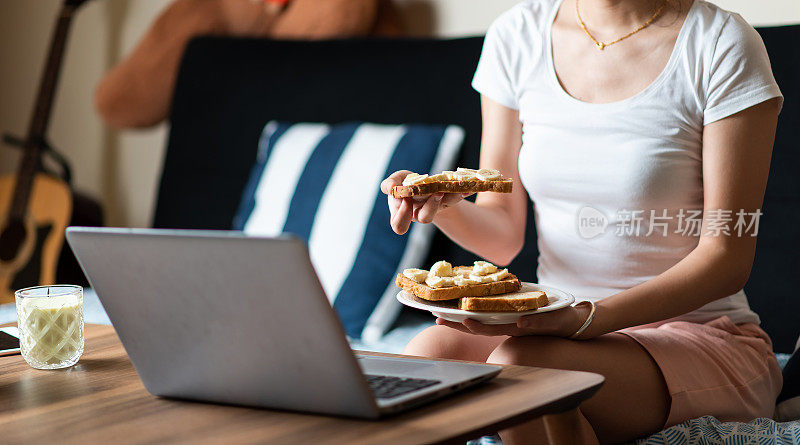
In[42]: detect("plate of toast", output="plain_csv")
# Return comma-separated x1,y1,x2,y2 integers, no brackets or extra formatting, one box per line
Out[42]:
395,260,575,324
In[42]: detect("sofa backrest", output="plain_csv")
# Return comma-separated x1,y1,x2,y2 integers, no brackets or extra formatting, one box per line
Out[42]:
749,26,799,353
156,28,799,351
154,36,540,278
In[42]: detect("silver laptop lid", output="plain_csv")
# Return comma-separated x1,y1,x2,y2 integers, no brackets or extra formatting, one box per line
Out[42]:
66,227,379,418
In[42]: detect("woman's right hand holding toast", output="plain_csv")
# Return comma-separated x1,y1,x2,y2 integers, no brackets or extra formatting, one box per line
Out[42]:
379,97,526,264
380,170,472,235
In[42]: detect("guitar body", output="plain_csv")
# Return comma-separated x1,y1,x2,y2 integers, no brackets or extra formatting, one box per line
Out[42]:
0,174,72,303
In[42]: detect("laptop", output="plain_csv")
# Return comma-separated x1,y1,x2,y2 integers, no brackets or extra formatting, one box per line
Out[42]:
66,227,501,418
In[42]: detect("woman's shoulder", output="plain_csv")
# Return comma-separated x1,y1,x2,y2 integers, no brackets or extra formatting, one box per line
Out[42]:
689,1,762,47
488,0,560,37
679,0,770,80
684,1,780,124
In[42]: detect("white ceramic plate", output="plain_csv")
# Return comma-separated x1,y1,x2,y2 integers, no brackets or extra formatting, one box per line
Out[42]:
396,282,575,325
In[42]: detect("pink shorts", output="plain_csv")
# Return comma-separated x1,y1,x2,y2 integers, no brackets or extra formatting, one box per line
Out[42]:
619,316,783,428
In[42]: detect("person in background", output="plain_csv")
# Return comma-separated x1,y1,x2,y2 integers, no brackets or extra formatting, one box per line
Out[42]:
94,0,401,128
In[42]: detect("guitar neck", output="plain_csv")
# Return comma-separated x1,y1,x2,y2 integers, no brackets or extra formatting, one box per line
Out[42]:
8,1,82,221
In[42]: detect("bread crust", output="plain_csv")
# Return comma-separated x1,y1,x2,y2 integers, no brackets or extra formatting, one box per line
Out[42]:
396,273,522,301
459,292,549,312
391,179,513,198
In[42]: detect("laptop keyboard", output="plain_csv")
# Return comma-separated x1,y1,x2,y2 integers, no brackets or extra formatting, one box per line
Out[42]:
365,375,441,399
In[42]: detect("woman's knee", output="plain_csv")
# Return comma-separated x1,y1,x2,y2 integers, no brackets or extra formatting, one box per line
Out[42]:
487,336,576,368
488,334,670,443
403,325,500,362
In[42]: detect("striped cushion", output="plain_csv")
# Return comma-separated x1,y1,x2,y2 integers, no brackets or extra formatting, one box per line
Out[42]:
234,121,464,340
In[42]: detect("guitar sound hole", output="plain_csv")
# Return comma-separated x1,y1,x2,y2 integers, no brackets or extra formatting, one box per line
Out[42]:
0,219,27,261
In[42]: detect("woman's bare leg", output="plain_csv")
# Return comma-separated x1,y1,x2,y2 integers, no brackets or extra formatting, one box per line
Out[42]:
403,325,505,361
543,408,598,445
488,333,669,444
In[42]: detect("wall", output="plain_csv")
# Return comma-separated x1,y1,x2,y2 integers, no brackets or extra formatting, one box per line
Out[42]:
395,0,800,36
0,0,108,217
0,0,168,227
1,0,797,228
100,0,170,228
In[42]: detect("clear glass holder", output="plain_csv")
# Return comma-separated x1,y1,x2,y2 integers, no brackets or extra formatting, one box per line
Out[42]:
15,285,84,370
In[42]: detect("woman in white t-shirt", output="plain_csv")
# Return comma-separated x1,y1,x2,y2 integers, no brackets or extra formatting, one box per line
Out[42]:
380,0,783,442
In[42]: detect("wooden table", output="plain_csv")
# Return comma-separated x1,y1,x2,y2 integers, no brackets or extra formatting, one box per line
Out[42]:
0,324,604,444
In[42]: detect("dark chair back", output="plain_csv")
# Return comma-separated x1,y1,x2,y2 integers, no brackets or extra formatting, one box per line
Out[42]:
748,26,800,352
154,37,539,277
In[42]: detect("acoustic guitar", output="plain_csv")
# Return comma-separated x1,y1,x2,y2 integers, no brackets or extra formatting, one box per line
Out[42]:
0,0,88,303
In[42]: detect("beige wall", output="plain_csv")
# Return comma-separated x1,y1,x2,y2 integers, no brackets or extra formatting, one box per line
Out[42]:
1,0,797,228
0,0,108,215
0,0,167,227
396,0,800,36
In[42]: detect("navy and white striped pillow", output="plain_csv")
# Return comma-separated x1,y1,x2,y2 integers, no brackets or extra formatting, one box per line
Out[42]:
234,121,464,341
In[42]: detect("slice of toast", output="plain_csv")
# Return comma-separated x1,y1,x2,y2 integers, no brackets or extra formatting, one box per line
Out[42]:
391,178,513,198
459,291,549,312
395,272,521,301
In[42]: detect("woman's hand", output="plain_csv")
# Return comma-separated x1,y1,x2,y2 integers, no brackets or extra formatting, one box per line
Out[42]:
380,170,473,235
435,303,592,338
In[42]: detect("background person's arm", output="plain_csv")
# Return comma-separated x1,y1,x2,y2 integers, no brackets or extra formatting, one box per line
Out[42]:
270,0,379,38
382,96,529,266
94,0,280,129
94,0,382,129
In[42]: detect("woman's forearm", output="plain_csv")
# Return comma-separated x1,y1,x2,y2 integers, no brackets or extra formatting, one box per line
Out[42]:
433,199,524,266
587,238,755,338
429,95,527,265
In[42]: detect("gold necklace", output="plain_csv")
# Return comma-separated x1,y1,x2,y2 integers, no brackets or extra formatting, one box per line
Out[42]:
576,0,669,50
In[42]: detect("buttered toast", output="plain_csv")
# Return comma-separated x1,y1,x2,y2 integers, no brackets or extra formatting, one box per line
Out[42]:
396,272,522,301
459,291,548,312
391,168,513,198
397,261,549,312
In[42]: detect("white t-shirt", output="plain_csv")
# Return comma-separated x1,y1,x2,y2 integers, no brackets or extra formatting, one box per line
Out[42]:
472,0,783,325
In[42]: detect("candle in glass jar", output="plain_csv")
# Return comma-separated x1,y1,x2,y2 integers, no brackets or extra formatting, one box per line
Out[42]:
16,286,84,369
